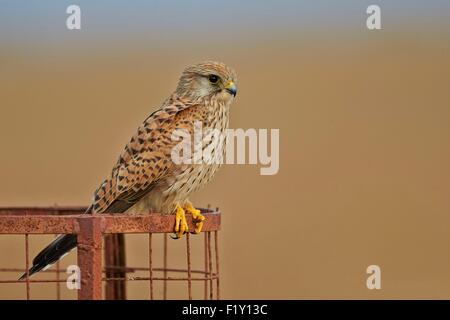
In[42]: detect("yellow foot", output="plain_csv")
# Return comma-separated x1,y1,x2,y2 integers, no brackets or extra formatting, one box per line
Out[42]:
184,202,205,234
173,204,188,239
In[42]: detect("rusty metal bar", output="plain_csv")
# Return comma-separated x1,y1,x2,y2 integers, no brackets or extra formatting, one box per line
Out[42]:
25,234,30,300
214,231,220,300
163,233,168,300
1,266,214,275
116,234,126,299
0,279,68,283
77,217,103,300
104,234,115,299
148,233,154,300
104,234,127,300
0,268,60,273
204,232,208,300
103,276,218,282
0,216,78,234
53,205,62,300
0,275,218,284
102,213,220,234
207,232,213,300
186,233,192,300
0,212,220,234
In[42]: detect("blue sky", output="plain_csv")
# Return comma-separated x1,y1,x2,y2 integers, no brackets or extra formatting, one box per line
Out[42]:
1,1,449,50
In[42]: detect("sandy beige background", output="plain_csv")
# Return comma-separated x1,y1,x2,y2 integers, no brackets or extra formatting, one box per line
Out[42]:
1,4,450,299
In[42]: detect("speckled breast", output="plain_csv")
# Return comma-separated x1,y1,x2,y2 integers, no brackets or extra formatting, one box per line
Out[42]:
131,102,231,214
162,103,230,202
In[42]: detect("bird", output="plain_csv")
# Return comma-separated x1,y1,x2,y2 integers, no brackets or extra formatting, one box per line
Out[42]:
19,61,237,280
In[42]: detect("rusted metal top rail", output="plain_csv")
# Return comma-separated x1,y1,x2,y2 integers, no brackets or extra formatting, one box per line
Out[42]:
0,213,221,234
0,207,221,234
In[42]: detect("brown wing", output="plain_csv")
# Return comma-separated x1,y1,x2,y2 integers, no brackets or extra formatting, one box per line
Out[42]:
90,97,196,214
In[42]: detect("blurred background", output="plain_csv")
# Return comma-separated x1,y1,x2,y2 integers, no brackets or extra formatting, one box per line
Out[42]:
1,0,450,299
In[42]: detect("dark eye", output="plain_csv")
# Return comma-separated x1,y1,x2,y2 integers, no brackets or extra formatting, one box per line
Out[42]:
208,74,219,84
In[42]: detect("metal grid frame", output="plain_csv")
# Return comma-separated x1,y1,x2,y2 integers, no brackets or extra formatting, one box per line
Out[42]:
0,207,221,300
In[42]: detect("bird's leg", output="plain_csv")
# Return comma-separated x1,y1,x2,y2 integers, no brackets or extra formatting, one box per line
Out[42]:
173,204,189,239
184,201,205,234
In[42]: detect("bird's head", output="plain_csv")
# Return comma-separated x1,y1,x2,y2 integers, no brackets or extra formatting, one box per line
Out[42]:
175,61,237,104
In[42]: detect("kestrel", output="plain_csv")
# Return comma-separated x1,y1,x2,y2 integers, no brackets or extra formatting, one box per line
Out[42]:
20,61,237,279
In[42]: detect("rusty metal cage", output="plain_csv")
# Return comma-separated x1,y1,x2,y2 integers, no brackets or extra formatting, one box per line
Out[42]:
0,207,221,300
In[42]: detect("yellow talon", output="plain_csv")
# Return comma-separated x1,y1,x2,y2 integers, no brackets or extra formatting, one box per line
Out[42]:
174,204,188,239
184,202,205,234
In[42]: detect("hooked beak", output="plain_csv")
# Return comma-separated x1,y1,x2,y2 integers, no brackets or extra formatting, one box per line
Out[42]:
224,81,237,97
